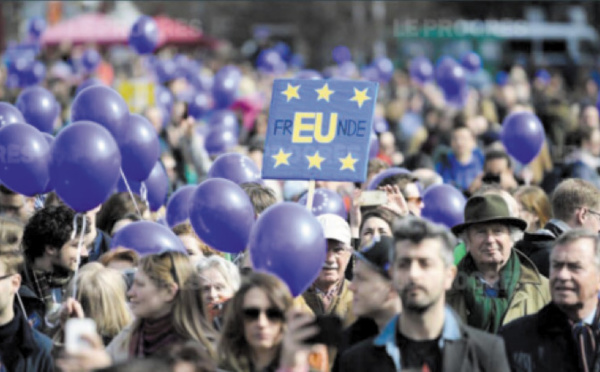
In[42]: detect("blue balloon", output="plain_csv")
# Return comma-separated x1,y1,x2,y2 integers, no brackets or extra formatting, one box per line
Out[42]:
256,49,285,74
435,57,467,107
82,49,101,72
373,116,389,134
41,133,54,193
15,86,58,134
117,161,169,212
204,127,237,156
129,16,159,55
119,114,160,182
189,178,255,254
361,65,380,82
332,45,352,64
166,185,197,228
273,41,292,62
208,153,261,185
155,59,178,84
294,70,322,80
298,188,347,220
76,78,104,97
338,61,358,79
501,112,545,165
421,184,466,229
111,221,186,256
366,167,410,190
49,122,121,212
461,52,482,73
495,71,509,86
249,202,326,297
190,70,214,93
409,57,434,84
0,124,50,196
212,65,240,109
208,110,239,133
71,86,130,138
155,85,174,111
188,91,213,119
0,102,25,128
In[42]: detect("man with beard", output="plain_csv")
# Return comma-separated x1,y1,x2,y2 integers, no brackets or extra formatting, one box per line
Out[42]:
339,217,510,372
20,205,90,334
500,229,600,372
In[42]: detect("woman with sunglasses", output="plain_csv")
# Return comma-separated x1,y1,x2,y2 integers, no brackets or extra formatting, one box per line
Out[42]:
218,272,292,372
106,250,216,363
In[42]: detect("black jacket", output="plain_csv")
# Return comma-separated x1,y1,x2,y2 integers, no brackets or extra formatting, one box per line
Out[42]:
331,317,379,372
498,302,582,372
339,308,510,372
514,219,570,277
0,304,54,372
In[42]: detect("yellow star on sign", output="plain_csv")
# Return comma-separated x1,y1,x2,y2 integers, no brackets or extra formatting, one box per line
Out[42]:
339,153,358,171
272,148,292,168
350,87,371,108
315,83,335,102
306,151,326,170
281,83,301,102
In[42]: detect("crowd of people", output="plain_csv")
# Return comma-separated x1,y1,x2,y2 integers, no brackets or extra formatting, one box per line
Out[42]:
1,17,600,372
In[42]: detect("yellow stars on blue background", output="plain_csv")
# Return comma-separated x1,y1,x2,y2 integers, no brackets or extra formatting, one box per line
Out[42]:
339,153,358,171
350,87,371,108
306,151,326,170
315,83,335,102
272,148,292,168
281,83,301,102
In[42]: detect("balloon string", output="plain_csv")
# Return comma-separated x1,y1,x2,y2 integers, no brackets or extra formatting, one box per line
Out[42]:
140,182,150,212
120,168,143,218
71,214,87,299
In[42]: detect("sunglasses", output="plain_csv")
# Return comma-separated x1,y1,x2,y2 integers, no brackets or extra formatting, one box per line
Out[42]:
405,196,422,203
242,307,285,322
0,273,14,281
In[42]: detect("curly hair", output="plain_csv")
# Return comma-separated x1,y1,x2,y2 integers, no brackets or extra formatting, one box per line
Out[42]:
22,205,90,261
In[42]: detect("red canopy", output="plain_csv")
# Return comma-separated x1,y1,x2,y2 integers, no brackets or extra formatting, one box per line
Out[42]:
41,13,218,49
154,15,218,48
41,13,129,46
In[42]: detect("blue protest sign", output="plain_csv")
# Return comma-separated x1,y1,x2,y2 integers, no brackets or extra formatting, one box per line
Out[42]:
262,79,378,182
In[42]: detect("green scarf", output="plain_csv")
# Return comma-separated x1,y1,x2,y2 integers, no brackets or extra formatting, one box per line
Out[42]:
460,251,521,333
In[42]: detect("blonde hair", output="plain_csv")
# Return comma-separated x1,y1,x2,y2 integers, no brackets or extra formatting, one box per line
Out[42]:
0,216,24,275
515,185,552,229
98,247,139,267
134,251,216,358
172,222,225,257
68,263,132,339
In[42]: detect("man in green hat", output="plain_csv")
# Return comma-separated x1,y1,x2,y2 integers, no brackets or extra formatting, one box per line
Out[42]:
446,194,550,333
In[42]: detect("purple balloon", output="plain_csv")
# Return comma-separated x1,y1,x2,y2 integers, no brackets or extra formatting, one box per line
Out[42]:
41,133,54,193
50,121,121,212
166,185,197,228
208,110,239,133
190,70,214,93
294,70,322,80
332,45,352,64
71,86,130,138
373,57,394,83
208,153,261,185
256,49,285,74
204,127,238,156
421,184,466,229
82,49,101,72
249,202,326,297
76,78,104,97
0,124,50,196
188,91,213,119
129,16,159,55
212,65,241,109
28,17,46,39
435,57,467,106
0,102,25,128
119,114,160,182
361,65,380,82
339,61,358,79
111,221,186,256
366,167,410,191
501,112,545,165
15,86,58,134
298,188,347,220
409,57,434,84
117,161,169,212
373,116,389,134
461,52,482,73
155,59,178,84
189,178,255,254
369,131,379,159
155,85,174,111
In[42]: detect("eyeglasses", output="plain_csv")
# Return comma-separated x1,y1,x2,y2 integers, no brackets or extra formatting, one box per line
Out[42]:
242,307,285,322
588,209,600,220
0,273,14,281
